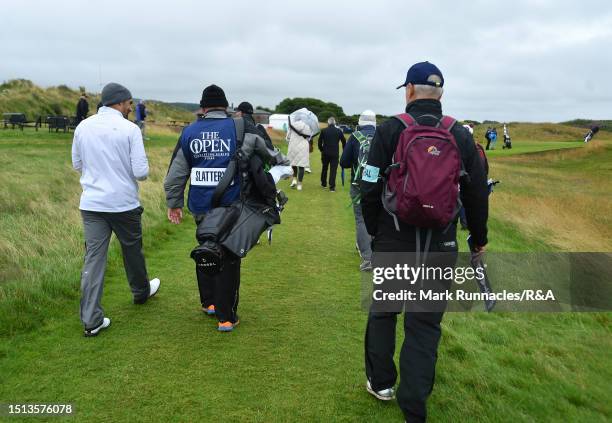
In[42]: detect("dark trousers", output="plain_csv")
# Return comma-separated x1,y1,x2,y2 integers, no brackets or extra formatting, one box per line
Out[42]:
365,233,456,422
194,215,240,323
321,154,339,189
365,311,444,423
196,252,240,323
80,207,150,329
292,166,305,182
485,138,491,150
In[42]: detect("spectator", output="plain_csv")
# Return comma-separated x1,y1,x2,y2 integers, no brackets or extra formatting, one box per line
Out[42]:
485,127,492,150
360,61,488,422
340,110,376,271
234,101,273,145
135,100,148,140
317,117,346,192
287,116,315,191
76,93,89,124
489,127,498,149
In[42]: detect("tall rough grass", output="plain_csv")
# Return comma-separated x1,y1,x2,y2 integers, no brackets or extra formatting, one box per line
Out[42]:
0,130,171,336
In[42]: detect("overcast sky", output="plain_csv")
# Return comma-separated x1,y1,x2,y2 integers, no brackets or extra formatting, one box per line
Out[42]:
1,0,611,121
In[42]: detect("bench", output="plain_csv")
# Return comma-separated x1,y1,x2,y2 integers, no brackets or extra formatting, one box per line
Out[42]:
46,115,70,133
2,113,40,131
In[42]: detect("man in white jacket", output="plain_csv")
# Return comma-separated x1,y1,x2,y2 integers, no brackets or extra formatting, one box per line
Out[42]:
72,82,160,337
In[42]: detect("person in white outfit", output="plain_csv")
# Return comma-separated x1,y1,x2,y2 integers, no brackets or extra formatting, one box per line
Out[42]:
72,82,160,337
286,119,314,191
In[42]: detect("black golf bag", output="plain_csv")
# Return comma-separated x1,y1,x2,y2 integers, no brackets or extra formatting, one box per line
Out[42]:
190,134,290,274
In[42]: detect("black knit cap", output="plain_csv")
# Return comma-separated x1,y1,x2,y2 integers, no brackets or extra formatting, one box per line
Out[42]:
200,84,229,109
236,101,254,115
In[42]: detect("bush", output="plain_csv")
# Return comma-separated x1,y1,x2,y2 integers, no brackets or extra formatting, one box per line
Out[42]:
275,97,345,122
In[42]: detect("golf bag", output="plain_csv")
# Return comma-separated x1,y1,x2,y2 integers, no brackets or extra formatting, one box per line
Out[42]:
191,133,290,274
584,125,599,143
502,136,512,149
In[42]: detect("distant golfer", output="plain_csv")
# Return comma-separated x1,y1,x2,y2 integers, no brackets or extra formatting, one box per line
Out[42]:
72,82,160,337
584,125,599,143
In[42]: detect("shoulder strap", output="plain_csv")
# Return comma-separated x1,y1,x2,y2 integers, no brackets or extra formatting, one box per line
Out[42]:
437,115,457,131
288,115,311,139
211,159,238,209
353,131,366,143
233,117,245,147
393,113,416,128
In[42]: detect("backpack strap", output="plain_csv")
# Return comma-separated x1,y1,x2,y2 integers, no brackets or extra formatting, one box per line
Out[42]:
393,113,416,128
437,115,457,131
288,115,312,140
233,117,245,147
353,131,367,143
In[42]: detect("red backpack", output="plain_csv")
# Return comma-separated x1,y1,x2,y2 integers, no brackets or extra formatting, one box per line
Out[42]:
382,113,464,230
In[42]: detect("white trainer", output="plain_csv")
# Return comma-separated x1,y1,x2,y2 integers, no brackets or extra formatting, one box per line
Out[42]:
149,278,160,298
134,278,160,304
297,183,303,191
366,380,395,401
84,317,111,337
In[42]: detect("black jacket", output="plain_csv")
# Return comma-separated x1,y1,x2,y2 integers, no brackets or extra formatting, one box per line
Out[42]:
360,99,489,247
243,114,273,146
318,125,346,157
76,98,89,120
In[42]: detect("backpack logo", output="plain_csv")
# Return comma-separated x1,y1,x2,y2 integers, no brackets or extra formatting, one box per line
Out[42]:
427,146,441,156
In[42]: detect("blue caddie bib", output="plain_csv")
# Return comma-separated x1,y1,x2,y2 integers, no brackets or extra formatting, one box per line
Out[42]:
180,117,240,214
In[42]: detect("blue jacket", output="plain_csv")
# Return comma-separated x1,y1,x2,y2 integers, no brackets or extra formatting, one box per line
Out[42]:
135,103,146,122
340,125,376,183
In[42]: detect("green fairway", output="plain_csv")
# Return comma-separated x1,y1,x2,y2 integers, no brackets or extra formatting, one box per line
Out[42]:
0,128,610,422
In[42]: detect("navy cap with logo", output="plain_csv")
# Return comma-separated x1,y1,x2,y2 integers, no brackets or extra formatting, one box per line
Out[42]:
396,61,444,89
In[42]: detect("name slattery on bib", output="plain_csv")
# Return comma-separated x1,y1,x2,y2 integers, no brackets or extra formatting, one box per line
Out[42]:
190,168,227,187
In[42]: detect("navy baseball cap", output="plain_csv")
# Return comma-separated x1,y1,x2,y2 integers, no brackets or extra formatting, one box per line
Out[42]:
396,61,444,89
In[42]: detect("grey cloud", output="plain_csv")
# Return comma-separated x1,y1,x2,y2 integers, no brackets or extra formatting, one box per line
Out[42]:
1,0,611,121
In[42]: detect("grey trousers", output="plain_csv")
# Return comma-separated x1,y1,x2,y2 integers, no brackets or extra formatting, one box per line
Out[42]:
136,120,146,137
80,207,150,329
350,184,372,262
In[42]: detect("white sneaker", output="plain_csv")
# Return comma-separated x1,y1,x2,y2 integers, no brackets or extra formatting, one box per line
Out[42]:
366,380,395,401
290,179,297,188
297,183,303,191
149,278,160,298
304,167,311,173
134,278,160,304
84,317,111,337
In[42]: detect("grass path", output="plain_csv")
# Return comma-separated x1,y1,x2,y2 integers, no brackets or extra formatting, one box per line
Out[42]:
0,131,610,422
